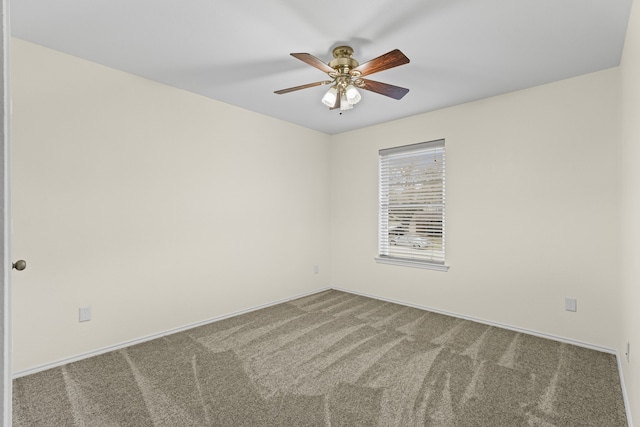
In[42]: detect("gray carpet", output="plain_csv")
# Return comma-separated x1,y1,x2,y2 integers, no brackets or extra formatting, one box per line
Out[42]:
13,289,628,426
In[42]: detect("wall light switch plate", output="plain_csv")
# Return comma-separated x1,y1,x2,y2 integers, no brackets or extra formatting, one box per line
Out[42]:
565,298,577,312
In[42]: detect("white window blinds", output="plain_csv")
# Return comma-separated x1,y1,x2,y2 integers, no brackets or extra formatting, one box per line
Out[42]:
378,139,446,265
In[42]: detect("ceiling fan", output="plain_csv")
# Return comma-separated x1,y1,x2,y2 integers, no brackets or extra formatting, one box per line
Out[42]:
274,46,410,111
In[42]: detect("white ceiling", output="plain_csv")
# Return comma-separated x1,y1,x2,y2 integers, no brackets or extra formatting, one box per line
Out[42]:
10,0,633,135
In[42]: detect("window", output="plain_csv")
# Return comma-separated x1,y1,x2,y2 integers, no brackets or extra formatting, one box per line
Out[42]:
376,139,448,271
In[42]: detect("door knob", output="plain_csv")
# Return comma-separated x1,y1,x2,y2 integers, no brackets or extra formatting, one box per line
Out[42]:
12,260,26,271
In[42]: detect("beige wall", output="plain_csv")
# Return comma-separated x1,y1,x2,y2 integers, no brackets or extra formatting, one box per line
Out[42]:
330,68,621,349
10,39,331,372
621,0,640,423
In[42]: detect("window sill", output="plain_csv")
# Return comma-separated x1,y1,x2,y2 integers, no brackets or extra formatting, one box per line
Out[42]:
375,257,449,272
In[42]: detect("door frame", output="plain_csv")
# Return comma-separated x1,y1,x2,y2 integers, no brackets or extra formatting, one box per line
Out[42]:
1,0,12,423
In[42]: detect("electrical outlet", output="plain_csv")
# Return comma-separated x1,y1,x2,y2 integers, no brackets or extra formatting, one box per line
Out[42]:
79,306,92,322
313,264,319,274
565,298,577,312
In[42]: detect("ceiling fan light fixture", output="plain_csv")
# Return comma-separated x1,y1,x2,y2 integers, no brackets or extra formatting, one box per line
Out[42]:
275,46,410,111
345,84,361,105
321,86,338,107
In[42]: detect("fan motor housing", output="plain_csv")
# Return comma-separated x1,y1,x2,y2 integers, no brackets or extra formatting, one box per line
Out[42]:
329,46,359,70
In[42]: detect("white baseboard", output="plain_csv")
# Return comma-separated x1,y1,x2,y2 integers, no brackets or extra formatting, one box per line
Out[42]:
331,286,616,354
12,286,331,379
615,349,635,427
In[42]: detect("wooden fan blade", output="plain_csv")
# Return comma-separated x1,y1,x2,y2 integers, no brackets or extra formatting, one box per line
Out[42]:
290,53,334,74
274,81,331,94
352,49,410,77
359,78,409,100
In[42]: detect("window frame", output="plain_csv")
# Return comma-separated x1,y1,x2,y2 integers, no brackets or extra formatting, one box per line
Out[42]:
375,139,448,271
